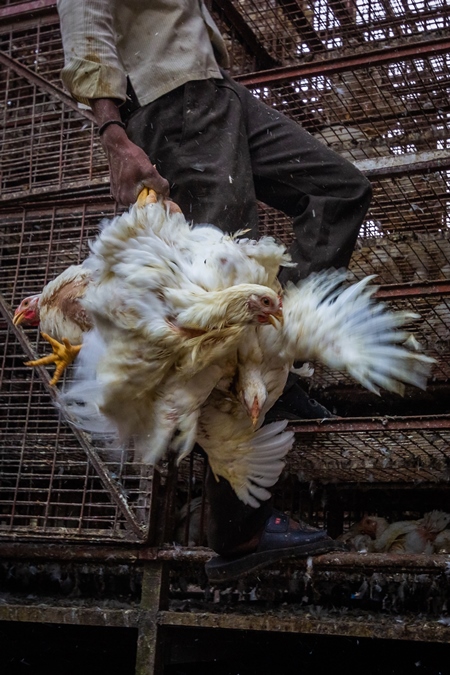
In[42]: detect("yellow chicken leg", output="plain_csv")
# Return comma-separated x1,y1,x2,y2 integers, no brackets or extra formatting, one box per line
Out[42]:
24,332,82,385
136,187,182,213
136,187,158,207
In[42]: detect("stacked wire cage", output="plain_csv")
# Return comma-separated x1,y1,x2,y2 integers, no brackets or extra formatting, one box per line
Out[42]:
0,0,450,643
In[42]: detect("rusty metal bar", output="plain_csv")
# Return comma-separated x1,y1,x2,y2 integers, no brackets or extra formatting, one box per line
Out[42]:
1,541,450,574
289,415,450,434
0,542,142,562
0,604,140,627
1,588,448,643
0,292,147,539
0,49,94,123
376,279,450,299
158,610,450,643
0,182,111,206
236,36,450,85
136,563,170,675
0,542,210,563
16,160,450,206
355,150,450,179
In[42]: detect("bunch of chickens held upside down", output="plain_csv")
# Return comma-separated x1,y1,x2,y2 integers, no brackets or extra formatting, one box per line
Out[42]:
13,189,435,507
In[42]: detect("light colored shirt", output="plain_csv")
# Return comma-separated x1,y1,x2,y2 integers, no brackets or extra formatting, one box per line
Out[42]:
57,0,229,107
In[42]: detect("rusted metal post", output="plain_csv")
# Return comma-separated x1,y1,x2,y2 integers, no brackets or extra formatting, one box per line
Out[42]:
135,562,169,675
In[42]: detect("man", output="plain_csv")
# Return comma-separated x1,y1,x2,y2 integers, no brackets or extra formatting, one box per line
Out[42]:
57,0,372,582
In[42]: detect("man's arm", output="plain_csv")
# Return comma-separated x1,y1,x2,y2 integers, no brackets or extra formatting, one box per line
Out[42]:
90,98,170,205
57,0,169,205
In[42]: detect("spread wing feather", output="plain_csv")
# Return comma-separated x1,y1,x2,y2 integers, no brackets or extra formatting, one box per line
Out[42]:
199,414,294,508
279,270,435,396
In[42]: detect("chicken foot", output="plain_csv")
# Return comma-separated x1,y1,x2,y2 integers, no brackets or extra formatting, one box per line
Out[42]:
24,332,82,385
136,186,182,213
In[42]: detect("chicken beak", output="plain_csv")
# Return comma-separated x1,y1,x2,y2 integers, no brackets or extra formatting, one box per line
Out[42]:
12,310,25,327
267,309,284,327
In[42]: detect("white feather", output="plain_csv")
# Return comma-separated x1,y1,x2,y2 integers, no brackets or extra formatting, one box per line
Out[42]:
60,201,435,510
200,416,294,508
279,270,435,395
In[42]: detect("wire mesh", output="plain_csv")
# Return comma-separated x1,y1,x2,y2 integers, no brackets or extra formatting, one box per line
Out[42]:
0,73,108,198
1,8,450,250
0,203,118,306
0,203,157,543
288,416,450,484
213,0,450,67
1,12,65,84
0,320,156,542
251,49,450,247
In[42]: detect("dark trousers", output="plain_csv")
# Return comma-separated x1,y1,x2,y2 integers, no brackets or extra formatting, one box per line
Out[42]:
125,73,372,553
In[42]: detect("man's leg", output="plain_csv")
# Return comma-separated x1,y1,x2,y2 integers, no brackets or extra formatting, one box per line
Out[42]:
224,72,373,282
205,467,345,583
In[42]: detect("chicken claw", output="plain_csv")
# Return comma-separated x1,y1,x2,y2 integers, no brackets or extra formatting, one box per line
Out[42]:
137,187,157,206
24,332,82,385
136,187,182,213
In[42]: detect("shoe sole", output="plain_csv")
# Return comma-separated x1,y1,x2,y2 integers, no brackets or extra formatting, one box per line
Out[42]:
205,540,347,584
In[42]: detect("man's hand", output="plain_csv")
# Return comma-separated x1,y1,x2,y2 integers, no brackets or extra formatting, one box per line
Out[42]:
90,97,170,206
101,125,170,205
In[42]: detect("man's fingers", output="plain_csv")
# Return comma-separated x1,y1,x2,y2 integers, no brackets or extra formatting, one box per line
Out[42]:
151,175,170,198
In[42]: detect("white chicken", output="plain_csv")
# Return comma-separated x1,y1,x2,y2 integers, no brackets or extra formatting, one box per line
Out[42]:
64,190,286,463
13,265,92,384
196,273,434,506
339,512,450,555
61,190,435,507
338,515,389,552
373,510,450,554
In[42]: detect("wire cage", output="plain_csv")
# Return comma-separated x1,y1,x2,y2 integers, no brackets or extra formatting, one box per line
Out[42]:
0,323,157,544
0,202,158,543
0,1,449,551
